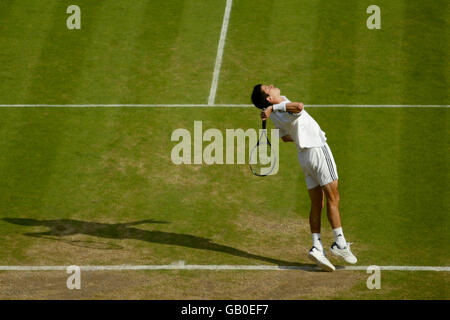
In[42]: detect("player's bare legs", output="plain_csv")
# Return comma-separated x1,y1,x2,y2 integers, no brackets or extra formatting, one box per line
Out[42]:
321,180,341,229
322,180,357,264
307,185,335,271
308,186,324,234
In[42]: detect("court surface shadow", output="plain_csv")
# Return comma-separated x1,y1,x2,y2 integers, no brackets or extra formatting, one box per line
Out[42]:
2,217,317,268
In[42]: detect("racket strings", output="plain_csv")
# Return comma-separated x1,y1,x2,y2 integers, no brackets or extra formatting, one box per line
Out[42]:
249,119,277,177
249,131,276,176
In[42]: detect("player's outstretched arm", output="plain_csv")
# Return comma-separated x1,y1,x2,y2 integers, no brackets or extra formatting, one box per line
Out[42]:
272,101,304,114
260,106,273,120
262,102,304,119
285,102,304,113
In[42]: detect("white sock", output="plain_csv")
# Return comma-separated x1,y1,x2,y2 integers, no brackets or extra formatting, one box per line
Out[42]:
312,233,323,251
333,227,347,248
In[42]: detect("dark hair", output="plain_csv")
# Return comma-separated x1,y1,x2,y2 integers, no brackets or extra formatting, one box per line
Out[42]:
251,84,271,109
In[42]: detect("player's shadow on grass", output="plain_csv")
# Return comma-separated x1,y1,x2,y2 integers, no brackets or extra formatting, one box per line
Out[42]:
2,217,315,268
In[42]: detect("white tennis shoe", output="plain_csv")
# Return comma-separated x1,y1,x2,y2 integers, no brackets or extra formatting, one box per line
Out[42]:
330,242,357,264
308,246,336,272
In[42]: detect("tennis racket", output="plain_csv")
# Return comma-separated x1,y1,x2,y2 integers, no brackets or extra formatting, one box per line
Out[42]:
249,119,277,176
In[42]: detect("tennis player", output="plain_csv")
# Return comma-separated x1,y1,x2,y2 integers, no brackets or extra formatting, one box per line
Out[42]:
251,84,357,272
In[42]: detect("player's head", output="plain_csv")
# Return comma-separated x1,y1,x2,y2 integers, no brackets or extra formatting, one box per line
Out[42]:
251,84,281,109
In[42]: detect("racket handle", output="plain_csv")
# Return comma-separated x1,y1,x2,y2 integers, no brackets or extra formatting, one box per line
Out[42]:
262,120,266,130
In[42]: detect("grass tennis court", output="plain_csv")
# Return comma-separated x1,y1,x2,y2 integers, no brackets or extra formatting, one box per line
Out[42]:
0,0,448,299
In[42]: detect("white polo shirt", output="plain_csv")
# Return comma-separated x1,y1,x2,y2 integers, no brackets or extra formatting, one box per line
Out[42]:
269,96,327,150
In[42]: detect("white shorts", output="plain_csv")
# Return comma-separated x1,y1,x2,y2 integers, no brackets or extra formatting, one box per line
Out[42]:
297,143,338,189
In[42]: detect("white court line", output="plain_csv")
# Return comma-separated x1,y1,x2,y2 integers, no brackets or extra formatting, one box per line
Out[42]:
0,265,449,271
208,0,233,106
0,104,448,108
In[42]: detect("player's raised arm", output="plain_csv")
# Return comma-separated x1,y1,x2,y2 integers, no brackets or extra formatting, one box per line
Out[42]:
273,101,304,114
260,106,273,120
286,102,304,113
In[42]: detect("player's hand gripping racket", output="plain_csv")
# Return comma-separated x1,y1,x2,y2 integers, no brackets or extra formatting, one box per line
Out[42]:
249,119,277,176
